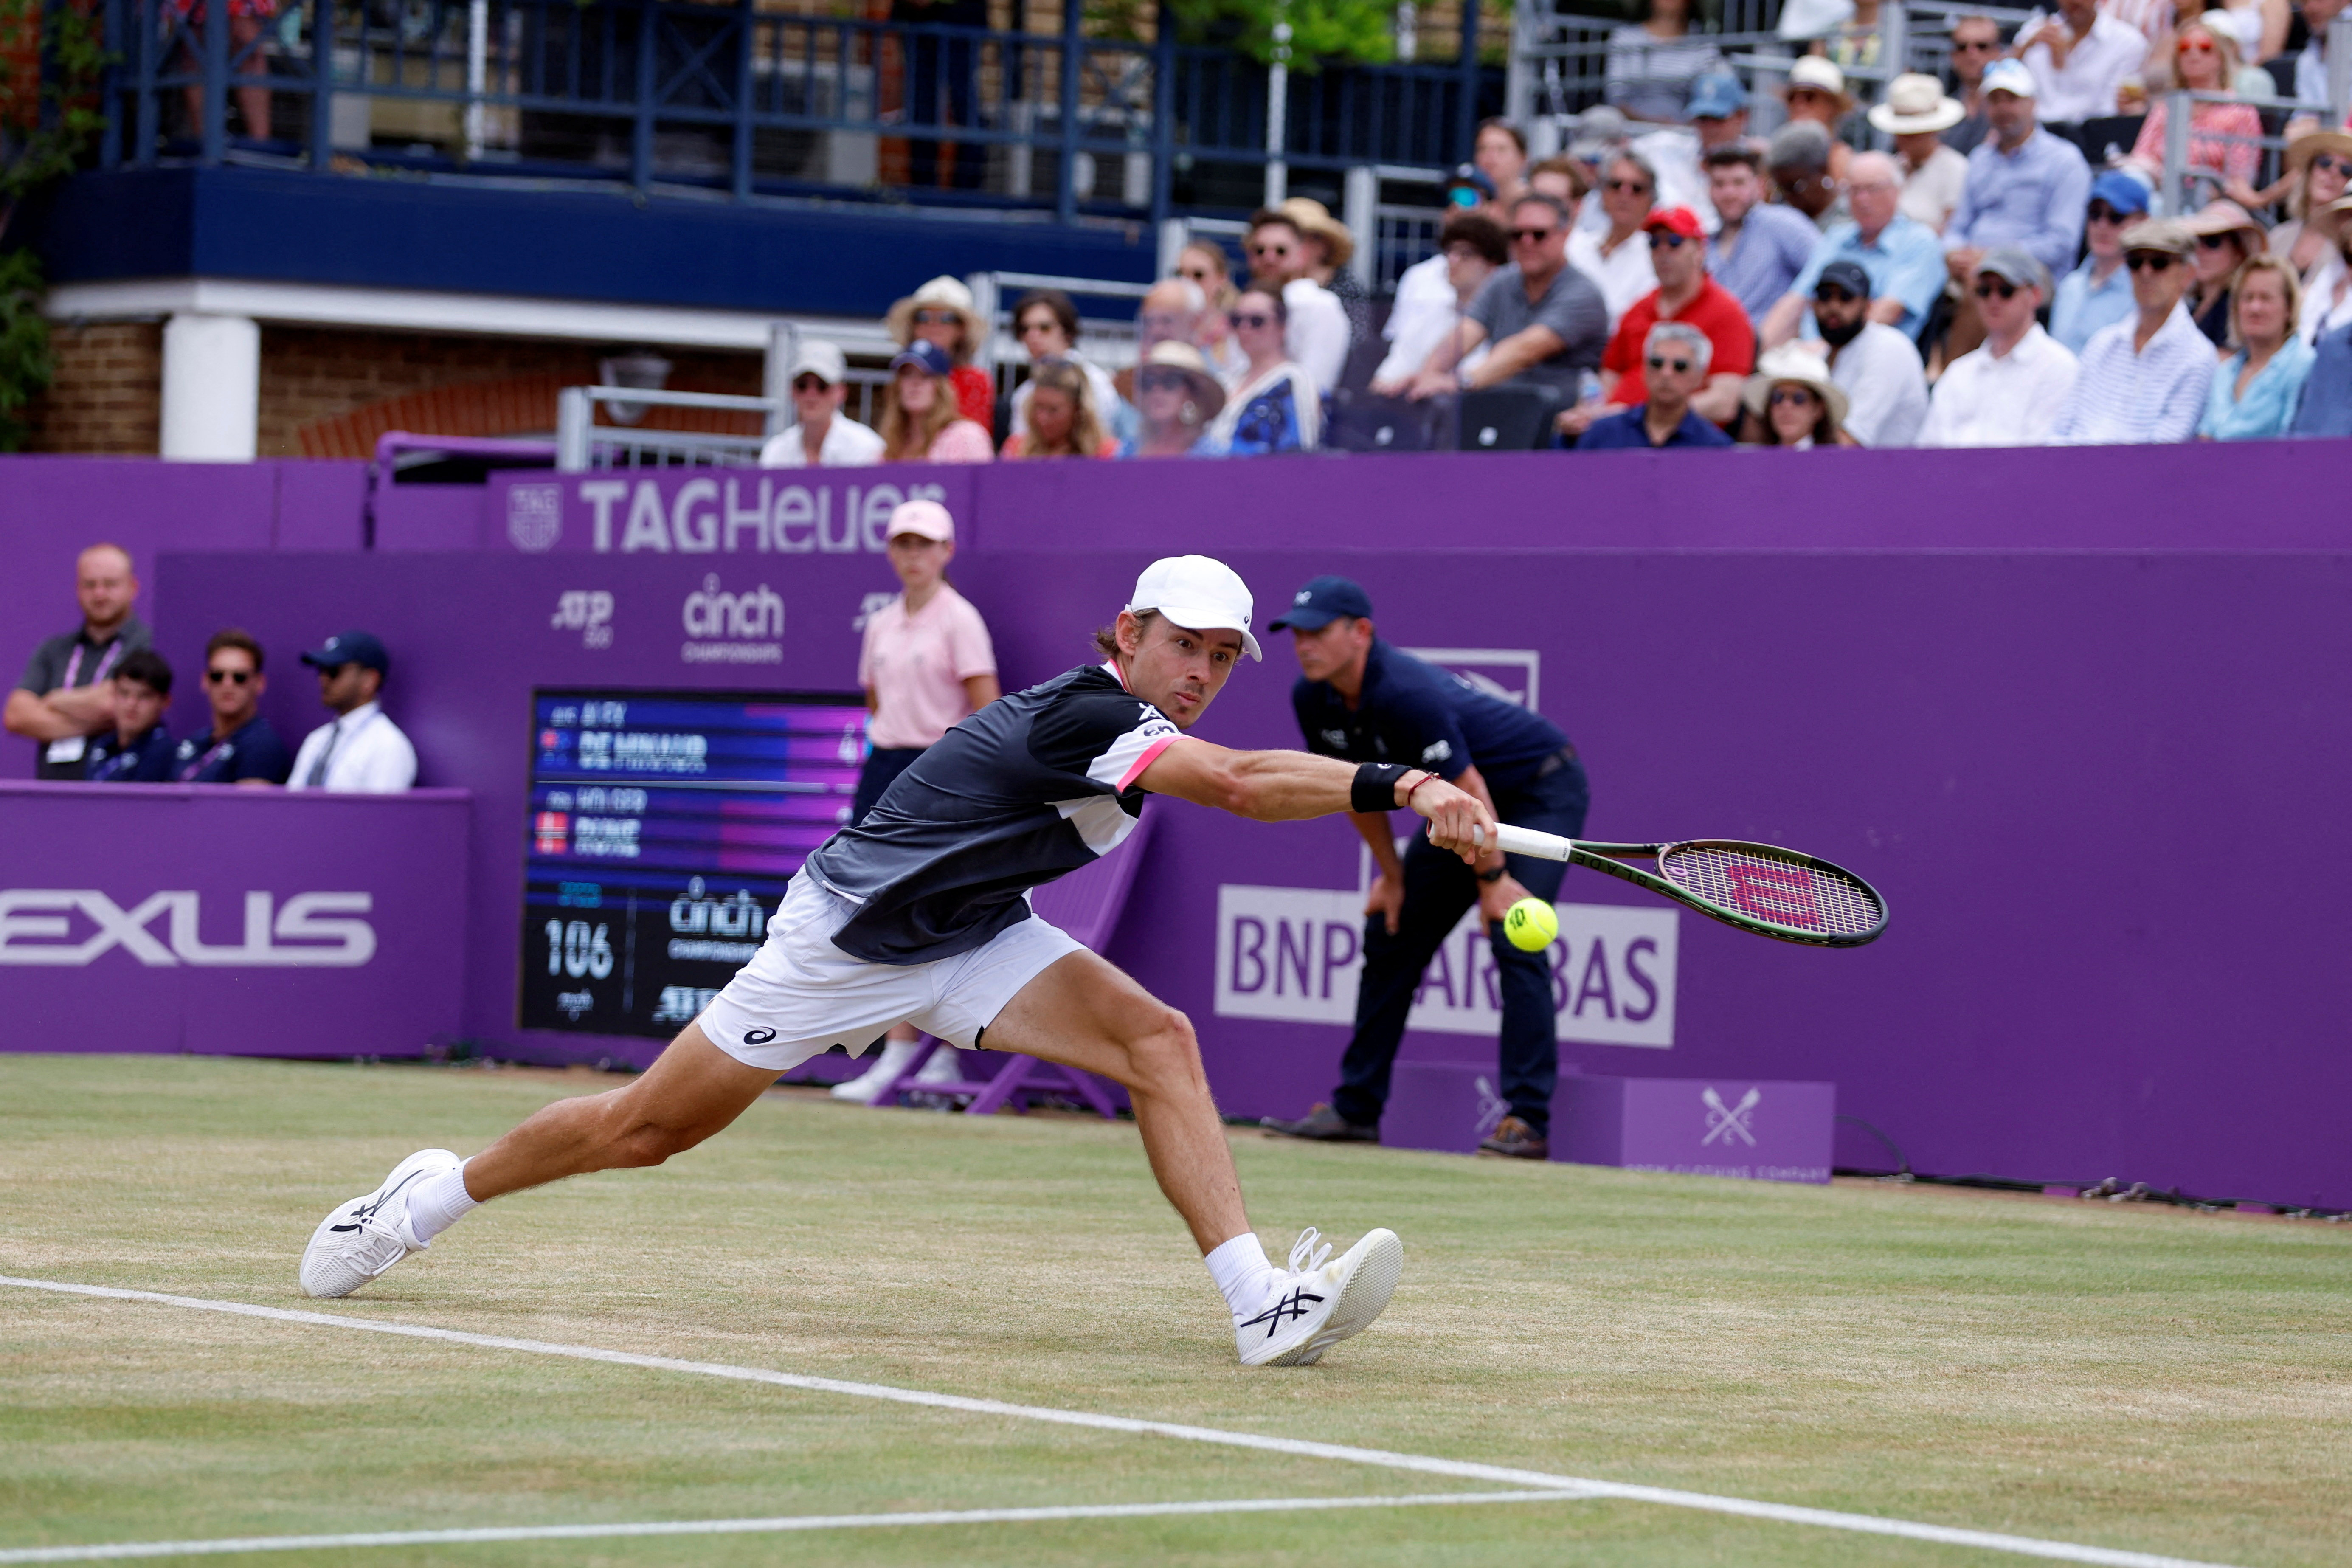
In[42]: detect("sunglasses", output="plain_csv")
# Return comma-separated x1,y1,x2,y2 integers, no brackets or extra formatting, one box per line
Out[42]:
1973,277,2018,299
2125,252,2177,271
1645,355,1694,373
1510,225,1558,242
2177,36,2214,53
2086,203,2132,224
205,668,253,685
1137,369,1189,392
1768,387,1817,406
1606,178,1652,194
2313,153,2352,177
1649,231,1692,248
791,374,829,393
911,309,959,325
1229,311,1274,329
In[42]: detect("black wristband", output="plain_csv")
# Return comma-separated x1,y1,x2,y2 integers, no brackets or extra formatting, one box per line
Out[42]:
1351,762,1410,813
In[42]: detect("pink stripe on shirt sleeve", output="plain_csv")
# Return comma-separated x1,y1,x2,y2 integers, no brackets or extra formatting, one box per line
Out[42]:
1118,735,1177,791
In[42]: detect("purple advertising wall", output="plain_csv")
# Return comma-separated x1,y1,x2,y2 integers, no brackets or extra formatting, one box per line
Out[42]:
141,530,2352,1211
0,783,470,1055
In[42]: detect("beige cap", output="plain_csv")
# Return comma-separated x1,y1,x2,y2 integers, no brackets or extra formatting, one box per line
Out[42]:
2120,217,2194,257
885,498,954,544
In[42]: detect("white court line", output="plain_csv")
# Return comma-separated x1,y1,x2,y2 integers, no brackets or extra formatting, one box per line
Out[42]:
2,1276,2236,1568
0,1492,1582,1564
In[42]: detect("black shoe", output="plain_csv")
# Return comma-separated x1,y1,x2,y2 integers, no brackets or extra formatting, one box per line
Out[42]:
1261,1103,1379,1143
1477,1115,1548,1160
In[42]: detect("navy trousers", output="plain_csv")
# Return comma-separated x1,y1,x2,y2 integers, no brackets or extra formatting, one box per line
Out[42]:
1330,754,1590,1135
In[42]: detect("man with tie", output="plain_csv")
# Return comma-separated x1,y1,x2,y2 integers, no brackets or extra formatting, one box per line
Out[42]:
287,630,417,794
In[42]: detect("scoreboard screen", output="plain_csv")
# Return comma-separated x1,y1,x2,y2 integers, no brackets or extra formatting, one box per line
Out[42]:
519,689,867,1038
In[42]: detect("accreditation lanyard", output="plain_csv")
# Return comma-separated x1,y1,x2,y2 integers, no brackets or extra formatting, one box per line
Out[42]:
61,637,124,690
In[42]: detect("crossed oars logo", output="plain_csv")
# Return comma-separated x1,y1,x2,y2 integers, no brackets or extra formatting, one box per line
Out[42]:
1701,1086,1761,1147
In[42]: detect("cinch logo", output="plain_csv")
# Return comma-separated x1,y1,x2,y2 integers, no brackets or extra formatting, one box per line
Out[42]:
681,574,784,666
0,891,377,967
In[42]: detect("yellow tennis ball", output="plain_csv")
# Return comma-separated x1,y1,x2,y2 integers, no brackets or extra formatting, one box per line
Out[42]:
1502,897,1558,952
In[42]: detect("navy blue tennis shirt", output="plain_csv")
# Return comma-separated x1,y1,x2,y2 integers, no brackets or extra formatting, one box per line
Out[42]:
1292,639,1567,793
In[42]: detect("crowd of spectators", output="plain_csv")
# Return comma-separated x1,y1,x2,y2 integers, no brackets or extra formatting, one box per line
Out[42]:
7,545,417,791
753,3,2349,463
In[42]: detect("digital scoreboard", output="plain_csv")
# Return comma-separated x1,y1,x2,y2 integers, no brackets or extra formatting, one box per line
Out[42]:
519,689,868,1038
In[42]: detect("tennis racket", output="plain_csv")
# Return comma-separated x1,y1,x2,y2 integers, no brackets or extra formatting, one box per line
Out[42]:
1469,825,1888,948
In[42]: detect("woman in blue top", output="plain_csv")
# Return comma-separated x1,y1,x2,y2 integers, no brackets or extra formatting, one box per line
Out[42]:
1211,287,1321,456
2200,256,2315,442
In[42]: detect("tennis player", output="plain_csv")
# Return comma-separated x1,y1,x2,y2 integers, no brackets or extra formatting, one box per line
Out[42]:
301,556,1498,1368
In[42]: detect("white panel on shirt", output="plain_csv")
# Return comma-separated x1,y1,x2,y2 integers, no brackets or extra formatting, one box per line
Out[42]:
1054,794,1141,855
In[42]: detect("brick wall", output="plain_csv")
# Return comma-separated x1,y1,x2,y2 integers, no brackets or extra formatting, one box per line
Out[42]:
23,321,163,455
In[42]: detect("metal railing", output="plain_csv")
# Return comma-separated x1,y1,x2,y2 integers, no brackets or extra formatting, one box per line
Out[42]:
555,384,774,470
93,0,1505,229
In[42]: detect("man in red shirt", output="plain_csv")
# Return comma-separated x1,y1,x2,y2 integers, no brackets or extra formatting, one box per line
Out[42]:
1558,207,1755,438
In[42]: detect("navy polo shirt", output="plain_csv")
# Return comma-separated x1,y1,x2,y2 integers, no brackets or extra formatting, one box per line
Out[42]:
1292,639,1569,795
1573,406,1735,450
85,724,177,783
171,715,294,785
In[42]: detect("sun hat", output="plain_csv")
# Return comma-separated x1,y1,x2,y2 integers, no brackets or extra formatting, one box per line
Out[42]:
2121,217,2194,257
1868,73,1965,135
1126,555,1262,662
1782,56,1855,114
1136,341,1227,423
1743,344,1849,428
885,276,982,354
1279,197,1357,270
885,498,954,544
2286,129,2352,179
1981,59,2036,99
2182,198,2265,254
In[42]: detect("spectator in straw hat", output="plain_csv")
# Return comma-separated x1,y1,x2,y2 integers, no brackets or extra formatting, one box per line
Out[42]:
1871,74,1972,234
759,341,885,469
1918,248,2079,447
1736,343,1857,447
886,276,994,428
2263,131,2352,283
2181,200,2267,347
1118,342,1227,458
2297,195,2352,344
2052,218,2216,443
1246,207,1351,395
1281,197,1370,352
1779,56,1856,184
2200,254,2315,440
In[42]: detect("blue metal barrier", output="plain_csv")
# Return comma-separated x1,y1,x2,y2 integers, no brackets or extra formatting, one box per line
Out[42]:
92,0,1504,231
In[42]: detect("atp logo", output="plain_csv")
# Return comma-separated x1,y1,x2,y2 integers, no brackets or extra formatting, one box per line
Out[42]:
0,890,377,967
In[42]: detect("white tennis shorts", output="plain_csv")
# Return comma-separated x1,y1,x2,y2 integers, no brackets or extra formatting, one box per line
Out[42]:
697,875,1086,1072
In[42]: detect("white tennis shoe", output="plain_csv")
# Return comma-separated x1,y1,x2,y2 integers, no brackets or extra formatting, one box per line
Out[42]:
1235,1227,1404,1367
299,1149,460,1299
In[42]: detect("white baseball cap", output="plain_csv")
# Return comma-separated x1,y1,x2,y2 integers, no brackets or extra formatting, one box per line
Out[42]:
789,340,848,385
1982,59,2035,99
1126,555,1261,661
886,498,954,543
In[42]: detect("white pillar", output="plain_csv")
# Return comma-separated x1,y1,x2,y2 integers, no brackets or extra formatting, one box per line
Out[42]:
160,313,261,461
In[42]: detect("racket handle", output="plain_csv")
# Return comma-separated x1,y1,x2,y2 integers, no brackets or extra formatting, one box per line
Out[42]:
1474,824,1575,862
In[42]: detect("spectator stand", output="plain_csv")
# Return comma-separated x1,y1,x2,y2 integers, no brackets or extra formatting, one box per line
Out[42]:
852,801,1160,1120
1161,165,1447,301
965,267,1152,405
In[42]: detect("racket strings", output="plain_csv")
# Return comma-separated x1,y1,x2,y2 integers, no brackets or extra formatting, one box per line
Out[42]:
1658,845,1882,938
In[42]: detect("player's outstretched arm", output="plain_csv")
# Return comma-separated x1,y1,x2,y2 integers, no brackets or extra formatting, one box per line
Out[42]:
1137,737,1495,861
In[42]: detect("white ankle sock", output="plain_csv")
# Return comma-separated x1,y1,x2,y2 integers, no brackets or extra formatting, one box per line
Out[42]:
405,1160,479,1244
1204,1232,1276,1322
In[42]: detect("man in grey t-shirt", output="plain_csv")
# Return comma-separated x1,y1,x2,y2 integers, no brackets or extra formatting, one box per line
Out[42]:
1401,192,1609,397
5,543,152,780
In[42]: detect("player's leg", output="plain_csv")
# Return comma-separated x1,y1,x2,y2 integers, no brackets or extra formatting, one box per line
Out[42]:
1269,833,1476,1139
1481,756,1590,1158
953,944,1403,1366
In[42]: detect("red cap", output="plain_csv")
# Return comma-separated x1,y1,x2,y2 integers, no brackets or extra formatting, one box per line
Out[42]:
1643,206,1704,241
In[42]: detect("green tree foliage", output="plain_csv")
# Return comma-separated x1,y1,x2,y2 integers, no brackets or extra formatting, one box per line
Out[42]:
1153,0,1401,69
0,0,107,450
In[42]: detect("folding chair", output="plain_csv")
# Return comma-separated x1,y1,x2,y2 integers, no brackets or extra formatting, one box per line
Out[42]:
861,804,1156,1117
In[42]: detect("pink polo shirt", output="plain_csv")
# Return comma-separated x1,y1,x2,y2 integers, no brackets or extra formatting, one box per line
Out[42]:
859,583,998,749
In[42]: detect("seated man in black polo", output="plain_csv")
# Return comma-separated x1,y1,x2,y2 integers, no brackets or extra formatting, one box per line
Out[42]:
84,650,177,783
1260,577,1590,1159
172,629,293,786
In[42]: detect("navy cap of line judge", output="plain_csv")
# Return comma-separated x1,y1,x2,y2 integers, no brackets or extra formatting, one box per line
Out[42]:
1267,575,1375,633
299,630,390,676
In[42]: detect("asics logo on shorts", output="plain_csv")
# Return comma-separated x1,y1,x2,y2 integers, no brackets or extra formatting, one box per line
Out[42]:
742,1028,777,1044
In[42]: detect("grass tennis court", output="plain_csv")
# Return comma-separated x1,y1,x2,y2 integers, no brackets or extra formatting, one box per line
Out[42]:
3,1053,2348,1566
